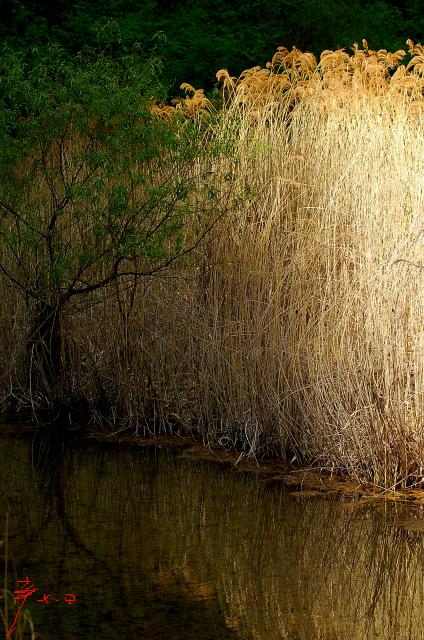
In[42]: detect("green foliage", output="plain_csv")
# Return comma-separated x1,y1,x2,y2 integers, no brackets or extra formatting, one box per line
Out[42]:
0,44,236,307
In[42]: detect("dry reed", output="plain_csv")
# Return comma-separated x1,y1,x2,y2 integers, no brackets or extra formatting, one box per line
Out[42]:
2,40,424,488
165,39,424,487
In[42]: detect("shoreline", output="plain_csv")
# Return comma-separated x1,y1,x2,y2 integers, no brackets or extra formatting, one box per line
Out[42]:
2,422,424,505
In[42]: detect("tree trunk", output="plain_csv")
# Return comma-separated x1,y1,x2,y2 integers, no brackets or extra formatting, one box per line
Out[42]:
29,298,65,411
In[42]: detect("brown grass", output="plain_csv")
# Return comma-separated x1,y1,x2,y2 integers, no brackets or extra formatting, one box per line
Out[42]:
2,40,424,488
180,38,424,487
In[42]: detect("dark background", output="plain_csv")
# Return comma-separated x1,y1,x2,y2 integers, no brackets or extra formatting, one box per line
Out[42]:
0,1,422,93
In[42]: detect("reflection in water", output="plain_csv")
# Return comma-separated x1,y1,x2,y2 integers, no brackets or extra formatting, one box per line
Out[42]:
0,431,424,639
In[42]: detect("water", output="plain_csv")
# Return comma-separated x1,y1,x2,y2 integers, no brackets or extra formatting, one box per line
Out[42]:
0,429,424,639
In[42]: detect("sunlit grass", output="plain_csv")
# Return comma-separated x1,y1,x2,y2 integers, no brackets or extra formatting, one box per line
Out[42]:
2,39,424,489
152,38,424,487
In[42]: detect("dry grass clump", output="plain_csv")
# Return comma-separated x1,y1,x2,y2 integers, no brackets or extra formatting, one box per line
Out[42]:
216,38,424,115
2,40,424,489
151,84,214,121
173,38,424,486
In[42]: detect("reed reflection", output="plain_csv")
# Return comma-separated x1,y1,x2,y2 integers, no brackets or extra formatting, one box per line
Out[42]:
0,433,423,639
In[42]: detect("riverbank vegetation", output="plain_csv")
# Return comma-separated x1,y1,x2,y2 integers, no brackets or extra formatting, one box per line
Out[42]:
1,39,424,489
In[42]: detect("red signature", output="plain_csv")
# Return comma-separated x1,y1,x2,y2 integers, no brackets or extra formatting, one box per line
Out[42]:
6,577,77,639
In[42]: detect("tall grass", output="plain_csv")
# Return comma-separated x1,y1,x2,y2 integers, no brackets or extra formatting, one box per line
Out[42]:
147,39,424,487
193,40,424,486
2,40,424,488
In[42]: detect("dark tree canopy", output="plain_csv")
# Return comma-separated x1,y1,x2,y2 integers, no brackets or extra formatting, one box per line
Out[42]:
1,0,421,93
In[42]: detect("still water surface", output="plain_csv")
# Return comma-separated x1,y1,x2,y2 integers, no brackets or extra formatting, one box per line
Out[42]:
0,430,424,639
